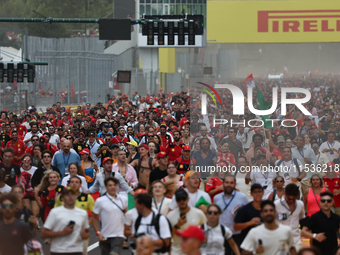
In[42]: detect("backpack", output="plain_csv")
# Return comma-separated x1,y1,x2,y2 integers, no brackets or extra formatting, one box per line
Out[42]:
201,223,226,246
134,212,172,253
276,158,301,176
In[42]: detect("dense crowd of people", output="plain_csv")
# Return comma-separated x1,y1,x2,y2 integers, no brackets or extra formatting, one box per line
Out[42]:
1,77,340,255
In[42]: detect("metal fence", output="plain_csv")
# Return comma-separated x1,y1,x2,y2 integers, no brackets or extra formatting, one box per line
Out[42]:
32,50,116,106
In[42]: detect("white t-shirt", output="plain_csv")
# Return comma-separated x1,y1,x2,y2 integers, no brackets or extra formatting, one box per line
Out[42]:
167,207,207,255
44,205,89,253
169,188,211,210
319,140,340,162
0,184,12,193
241,224,294,255
124,207,158,227
200,223,233,255
275,159,303,187
152,197,172,216
235,171,252,201
250,167,276,199
93,194,127,238
274,197,305,244
49,134,60,146
132,211,172,255
61,175,88,193
23,132,42,148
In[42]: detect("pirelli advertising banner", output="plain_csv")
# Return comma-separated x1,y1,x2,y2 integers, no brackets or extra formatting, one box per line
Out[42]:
207,0,340,43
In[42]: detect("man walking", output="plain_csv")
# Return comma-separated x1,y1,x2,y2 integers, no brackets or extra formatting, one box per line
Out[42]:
41,187,90,255
92,177,127,255
241,200,296,255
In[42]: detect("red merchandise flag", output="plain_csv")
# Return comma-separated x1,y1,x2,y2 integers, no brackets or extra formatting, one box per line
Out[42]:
243,74,255,88
37,82,42,91
70,84,75,99
13,80,18,88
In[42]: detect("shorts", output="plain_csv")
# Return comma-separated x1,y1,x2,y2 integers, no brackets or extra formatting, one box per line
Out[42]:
99,237,124,255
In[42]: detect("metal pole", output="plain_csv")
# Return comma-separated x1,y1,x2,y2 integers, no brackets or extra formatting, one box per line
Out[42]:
53,58,57,103
68,58,71,105
77,58,80,104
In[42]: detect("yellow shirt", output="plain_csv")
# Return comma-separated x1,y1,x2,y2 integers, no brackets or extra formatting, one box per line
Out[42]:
54,193,95,213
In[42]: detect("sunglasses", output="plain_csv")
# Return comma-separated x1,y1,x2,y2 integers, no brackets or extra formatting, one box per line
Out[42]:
201,130,207,132
176,197,187,202
321,199,332,203
148,135,154,137
32,139,38,142
207,211,219,215
1,204,13,209
43,155,51,158
23,159,31,162
229,131,234,133
66,138,72,140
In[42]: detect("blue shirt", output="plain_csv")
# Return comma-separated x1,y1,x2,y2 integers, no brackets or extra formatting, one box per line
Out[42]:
192,149,217,179
52,151,81,179
214,190,248,234
97,132,113,139
88,142,101,166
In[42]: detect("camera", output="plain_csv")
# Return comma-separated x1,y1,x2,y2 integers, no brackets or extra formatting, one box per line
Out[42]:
47,199,55,207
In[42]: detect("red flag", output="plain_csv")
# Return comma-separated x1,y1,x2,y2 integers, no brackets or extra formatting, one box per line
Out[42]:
37,82,42,91
13,80,18,88
243,74,255,88
71,84,75,99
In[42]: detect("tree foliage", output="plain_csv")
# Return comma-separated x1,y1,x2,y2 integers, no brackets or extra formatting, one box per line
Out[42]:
0,0,113,38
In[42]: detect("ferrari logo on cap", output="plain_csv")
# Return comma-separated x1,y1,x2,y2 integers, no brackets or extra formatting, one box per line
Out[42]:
81,196,85,201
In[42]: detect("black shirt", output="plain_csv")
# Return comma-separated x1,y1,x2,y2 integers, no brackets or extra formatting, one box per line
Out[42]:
149,167,168,184
31,165,60,188
0,163,21,187
73,142,90,154
98,144,113,166
234,202,262,242
306,210,340,255
0,219,35,255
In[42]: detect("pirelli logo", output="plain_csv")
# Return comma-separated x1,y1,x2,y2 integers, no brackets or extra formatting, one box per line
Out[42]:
258,10,340,32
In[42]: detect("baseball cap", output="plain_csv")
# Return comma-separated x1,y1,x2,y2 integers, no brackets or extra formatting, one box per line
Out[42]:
311,125,318,129
79,148,91,155
135,189,147,195
79,132,85,137
103,123,110,128
183,145,191,151
255,153,266,160
311,140,319,145
157,151,167,159
176,226,205,242
184,170,200,180
277,136,285,143
88,132,95,137
175,189,188,199
160,122,167,127
102,157,114,164
126,140,138,147
119,107,123,110
162,110,167,114
327,162,335,169
111,144,120,149
61,187,77,196
140,144,149,150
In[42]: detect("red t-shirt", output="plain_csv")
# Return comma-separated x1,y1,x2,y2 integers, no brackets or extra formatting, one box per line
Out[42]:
16,124,27,137
6,140,26,165
323,174,340,207
112,136,129,146
272,148,283,160
216,152,236,165
167,142,184,162
205,177,223,203
175,156,192,175
40,186,64,220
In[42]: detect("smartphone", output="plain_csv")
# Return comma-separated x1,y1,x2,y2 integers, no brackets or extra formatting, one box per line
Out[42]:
68,220,75,228
258,239,262,245
180,212,186,218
